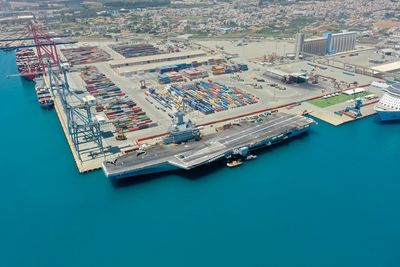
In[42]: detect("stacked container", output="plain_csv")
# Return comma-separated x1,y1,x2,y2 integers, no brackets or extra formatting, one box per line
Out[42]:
211,64,248,75
212,65,225,75
238,64,248,71
61,47,111,65
158,72,184,84
145,88,174,109
104,99,156,132
81,67,125,99
182,69,209,81
110,43,162,58
208,58,223,65
80,66,156,133
147,81,258,115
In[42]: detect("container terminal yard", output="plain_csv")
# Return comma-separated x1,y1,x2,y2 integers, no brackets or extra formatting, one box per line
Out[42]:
6,23,399,178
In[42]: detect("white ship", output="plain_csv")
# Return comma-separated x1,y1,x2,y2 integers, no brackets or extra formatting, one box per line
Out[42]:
374,83,400,121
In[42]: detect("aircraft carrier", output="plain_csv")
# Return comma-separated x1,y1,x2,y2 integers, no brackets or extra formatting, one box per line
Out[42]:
102,112,315,180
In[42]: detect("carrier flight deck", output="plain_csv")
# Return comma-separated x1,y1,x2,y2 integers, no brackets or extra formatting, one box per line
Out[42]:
103,113,315,180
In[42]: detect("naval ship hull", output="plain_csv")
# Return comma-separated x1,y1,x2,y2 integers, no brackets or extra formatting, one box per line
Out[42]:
374,83,400,121
103,113,315,181
375,109,400,121
102,161,181,179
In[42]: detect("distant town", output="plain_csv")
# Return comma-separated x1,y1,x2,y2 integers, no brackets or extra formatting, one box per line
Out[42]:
1,0,400,42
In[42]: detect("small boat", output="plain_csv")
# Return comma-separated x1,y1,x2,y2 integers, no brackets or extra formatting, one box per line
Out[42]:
246,155,257,160
227,160,243,168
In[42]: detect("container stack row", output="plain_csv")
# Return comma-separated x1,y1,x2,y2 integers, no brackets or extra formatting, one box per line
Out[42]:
61,46,111,65
148,81,258,115
211,65,225,75
110,43,162,58
145,88,173,110
207,58,223,65
104,99,157,133
81,67,125,99
182,69,209,81
212,63,248,75
80,66,156,133
158,72,184,84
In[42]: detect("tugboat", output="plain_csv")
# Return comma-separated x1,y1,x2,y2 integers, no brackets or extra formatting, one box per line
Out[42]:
227,160,243,168
245,154,257,160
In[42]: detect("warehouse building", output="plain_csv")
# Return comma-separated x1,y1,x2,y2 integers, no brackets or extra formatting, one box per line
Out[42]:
115,55,223,77
371,61,400,74
110,50,208,69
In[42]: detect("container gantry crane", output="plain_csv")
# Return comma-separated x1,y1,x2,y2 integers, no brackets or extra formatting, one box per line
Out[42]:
46,61,105,160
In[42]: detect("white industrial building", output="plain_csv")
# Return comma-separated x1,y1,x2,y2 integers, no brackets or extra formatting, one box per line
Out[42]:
295,31,357,56
302,37,328,56
330,32,357,53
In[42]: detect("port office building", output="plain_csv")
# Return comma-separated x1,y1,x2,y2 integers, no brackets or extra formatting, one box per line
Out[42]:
297,31,357,56
111,51,222,77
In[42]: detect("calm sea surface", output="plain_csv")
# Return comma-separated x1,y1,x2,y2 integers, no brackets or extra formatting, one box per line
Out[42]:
1,51,400,267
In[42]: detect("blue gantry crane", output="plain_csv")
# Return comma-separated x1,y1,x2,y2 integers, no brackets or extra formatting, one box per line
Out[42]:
46,62,105,160
344,98,363,118
4,23,104,161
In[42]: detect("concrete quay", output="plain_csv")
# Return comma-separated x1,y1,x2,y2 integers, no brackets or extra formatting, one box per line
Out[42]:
46,67,383,173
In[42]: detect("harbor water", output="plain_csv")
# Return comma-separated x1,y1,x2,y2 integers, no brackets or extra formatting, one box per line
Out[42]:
1,51,400,267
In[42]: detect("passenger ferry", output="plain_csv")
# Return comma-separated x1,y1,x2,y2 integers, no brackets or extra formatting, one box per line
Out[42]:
374,83,400,121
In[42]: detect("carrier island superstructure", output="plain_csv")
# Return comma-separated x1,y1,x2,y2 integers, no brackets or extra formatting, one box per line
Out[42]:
102,112,315,180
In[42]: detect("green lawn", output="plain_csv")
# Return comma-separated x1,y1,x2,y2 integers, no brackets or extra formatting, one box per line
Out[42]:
309,92,370,108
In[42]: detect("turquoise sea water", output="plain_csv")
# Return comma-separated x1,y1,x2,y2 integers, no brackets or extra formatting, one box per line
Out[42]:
1,50,400,267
